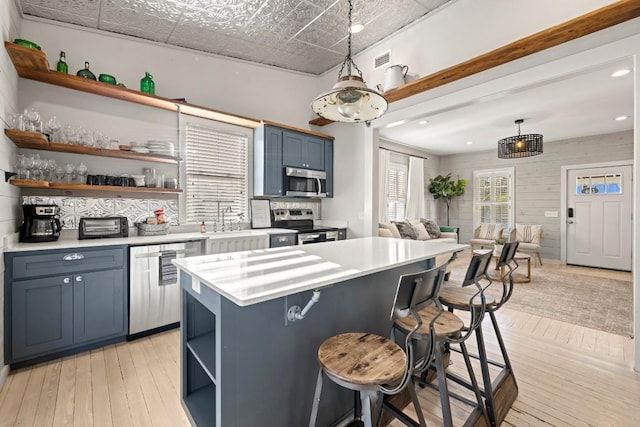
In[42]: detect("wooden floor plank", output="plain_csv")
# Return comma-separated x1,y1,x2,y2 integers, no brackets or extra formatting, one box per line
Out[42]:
103,344,132,427
0,368,30,426
33,360,62,427
139,337,190,427
115,342,153,427
73,351,93,427
52,355,76,427
14,363,46,426
90,349,112,427
127,339,174,427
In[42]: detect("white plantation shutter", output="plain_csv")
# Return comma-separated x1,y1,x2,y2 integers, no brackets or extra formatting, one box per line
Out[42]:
473,167,514,229
185,124,248,224
386,153,409,221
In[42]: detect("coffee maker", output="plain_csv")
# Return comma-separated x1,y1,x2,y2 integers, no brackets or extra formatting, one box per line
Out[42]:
19,204,62,242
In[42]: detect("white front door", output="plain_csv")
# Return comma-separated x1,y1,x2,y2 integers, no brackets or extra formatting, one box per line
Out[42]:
566,165,632,271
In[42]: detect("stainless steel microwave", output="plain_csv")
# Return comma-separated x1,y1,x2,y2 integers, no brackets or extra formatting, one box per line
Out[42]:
283,167,327,198
78,216,129,239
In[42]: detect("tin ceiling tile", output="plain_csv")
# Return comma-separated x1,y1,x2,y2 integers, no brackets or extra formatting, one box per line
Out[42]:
18,0,453,74
22,0,100,19
21,3,98,28
169,25,231,54
98,0,184,42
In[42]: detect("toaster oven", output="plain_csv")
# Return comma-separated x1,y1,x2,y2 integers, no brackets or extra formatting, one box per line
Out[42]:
79,216,129,239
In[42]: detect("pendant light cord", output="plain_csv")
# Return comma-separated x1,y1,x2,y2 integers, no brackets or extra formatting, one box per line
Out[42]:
337,0,363,80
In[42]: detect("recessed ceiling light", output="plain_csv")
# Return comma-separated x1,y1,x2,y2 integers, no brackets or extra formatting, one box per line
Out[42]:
386,120,406,128
350,23,364,33
615,115,628,121
419,120,428,125
611,69,630,77
466,141,473,145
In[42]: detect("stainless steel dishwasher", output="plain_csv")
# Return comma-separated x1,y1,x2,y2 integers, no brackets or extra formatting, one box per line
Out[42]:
129,240,202,336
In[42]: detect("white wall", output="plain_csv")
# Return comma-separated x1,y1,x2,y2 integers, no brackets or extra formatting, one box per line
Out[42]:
439,130,633,259
0,0,23,388
20,19,319,130
317,0,618,103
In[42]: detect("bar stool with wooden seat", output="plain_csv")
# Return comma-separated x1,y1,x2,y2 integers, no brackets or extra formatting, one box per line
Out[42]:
309,265,448,427
390,251,493,427
438,241,520,427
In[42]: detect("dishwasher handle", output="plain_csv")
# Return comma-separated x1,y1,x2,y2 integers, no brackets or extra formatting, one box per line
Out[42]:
135,248,200,258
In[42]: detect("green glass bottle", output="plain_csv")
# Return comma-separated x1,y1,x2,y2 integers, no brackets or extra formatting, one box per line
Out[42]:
140,72,155,95
76,61,96,80
56,51,68,74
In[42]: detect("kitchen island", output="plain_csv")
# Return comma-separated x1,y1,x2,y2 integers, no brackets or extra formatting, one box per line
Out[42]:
173,237,466,427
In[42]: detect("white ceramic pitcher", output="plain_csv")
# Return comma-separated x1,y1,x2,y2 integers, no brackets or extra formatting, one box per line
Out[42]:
383,64,408,91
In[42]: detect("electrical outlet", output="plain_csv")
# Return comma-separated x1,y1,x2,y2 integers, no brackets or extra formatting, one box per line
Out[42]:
544,211,558,217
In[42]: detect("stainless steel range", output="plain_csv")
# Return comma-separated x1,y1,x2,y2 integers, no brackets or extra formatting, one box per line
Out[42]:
271,208,346,244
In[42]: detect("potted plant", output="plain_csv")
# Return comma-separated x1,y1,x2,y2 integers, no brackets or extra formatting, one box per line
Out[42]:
428,173,467,225
494,237,506,254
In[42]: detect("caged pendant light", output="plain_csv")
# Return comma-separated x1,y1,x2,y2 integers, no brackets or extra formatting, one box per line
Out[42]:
311,0,388,123
497,119,543,159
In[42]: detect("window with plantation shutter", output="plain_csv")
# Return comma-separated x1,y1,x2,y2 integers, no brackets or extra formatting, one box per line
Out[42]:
473,167,514,229
185,124,248,224
386,153,409,221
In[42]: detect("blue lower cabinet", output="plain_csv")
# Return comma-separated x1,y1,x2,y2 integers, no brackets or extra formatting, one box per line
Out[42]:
5,246,128,366
73,269,126,344
12,275,74,360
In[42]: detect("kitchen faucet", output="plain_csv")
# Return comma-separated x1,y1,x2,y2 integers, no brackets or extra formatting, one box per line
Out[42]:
221,205,233,231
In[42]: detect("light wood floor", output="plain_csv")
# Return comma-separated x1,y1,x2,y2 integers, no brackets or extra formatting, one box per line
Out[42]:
0,262,637,426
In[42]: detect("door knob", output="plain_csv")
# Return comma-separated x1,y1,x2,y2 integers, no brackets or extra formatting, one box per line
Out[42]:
567,219,574,224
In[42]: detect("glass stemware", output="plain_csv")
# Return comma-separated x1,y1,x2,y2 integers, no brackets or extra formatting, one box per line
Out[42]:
64,163,76,184
76,163,88,184
45,116,62,141
25,109,41,133
54,166,65,183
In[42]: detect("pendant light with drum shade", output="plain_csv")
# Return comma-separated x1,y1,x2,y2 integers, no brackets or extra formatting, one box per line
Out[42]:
311,0,387,123
497,119,543,158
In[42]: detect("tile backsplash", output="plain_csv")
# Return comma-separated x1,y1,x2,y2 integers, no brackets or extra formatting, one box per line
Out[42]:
22,196,178,229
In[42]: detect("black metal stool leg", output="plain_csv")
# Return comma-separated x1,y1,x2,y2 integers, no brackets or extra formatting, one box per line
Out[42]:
475,324,497,426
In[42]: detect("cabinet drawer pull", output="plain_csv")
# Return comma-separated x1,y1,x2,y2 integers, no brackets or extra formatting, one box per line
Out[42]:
63,253,84,261
63,277,71,284
277,237,289,242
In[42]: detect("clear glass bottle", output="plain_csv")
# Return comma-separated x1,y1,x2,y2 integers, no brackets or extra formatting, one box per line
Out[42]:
56,51,68,74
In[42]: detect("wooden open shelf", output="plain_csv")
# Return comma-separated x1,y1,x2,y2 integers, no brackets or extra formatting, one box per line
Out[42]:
10,179,182,194
5,41,261,129
5,128,181,164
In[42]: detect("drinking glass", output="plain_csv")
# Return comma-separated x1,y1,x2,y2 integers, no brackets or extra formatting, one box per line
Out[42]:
25,109,41,133
22,154,35,180
8,112,24,130
45,116,62,141
54,166,65,182
64,163,76,184
77,163,88,184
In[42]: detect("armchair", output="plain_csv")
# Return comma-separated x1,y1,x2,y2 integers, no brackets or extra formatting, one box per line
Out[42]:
469,223,504,252
509,224,543,266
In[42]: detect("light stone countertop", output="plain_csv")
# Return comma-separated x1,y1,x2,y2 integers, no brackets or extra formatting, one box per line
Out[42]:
3,228,298,252
173,236,466,306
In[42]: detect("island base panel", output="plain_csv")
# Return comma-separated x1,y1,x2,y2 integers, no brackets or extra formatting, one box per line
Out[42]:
180,261,433,426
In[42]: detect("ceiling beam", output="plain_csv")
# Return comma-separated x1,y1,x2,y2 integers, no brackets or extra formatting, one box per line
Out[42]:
309,0,640,127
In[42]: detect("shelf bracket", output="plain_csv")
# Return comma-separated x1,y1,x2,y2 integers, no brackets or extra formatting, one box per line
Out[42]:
5,171,16,182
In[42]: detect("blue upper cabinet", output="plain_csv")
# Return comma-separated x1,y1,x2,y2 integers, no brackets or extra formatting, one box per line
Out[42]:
254,125,283,196
283,130,325,170
254,124,334,198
